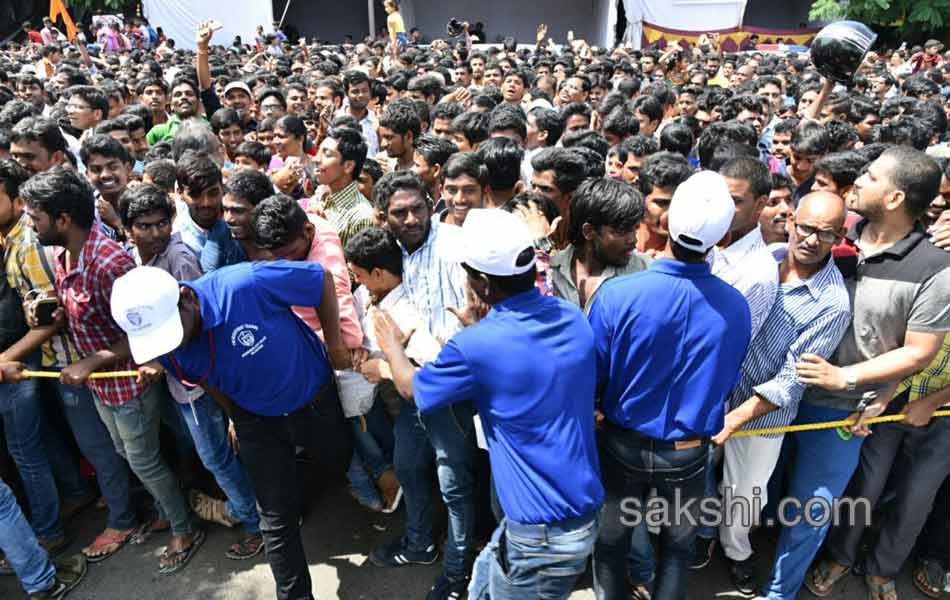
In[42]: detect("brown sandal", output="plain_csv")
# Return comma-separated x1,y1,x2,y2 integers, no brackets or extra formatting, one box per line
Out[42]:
805,560,850,597
866,575,898,600
158,529,205,575
129,517,171,545
913,560,944,599
189,490,238,528
225,532,264,560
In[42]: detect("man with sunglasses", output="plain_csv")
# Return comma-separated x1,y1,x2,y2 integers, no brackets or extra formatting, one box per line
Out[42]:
710,191,852,595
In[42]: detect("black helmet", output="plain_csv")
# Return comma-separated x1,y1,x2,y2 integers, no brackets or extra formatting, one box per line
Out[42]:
810,21,877,83
446,18,464,38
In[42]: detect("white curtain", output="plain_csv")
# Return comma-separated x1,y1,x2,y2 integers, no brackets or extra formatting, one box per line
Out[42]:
142,0,274,51
607,0,746,49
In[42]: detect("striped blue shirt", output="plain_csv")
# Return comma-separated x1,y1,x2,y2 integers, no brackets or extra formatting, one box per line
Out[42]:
728,246,852,437
710,227,779,341
400,219,467,344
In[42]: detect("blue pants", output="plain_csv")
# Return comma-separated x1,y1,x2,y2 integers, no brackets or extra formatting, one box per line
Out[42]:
54,382,137,532
0,478,55,594
393,399,476,580
347,399,395,506
594,425,708,600
178,394,260,534
469,512,599,599
763,401,865,600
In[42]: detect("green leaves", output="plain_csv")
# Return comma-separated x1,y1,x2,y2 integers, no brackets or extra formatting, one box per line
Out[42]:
810,0,950,33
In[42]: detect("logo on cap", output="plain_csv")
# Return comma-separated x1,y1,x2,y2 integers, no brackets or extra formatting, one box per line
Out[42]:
126,311,143,328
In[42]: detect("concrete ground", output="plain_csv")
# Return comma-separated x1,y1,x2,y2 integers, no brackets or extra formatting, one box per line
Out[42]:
0,477,938,600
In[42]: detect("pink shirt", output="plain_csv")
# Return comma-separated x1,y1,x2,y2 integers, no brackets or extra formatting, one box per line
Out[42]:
293,215,364,349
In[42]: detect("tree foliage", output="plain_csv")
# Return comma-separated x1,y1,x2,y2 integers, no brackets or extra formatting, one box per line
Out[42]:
809,0,950,34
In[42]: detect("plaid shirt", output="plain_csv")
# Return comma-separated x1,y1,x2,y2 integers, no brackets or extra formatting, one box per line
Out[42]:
56,226,146,406
322,181,376,250
2,213,81,367
897,332,950,404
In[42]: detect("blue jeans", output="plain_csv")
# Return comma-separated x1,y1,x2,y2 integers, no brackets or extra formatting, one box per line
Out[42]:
469,512,599,599
594,425,708,600
178,394,260,534
94,383,193,536
348,399,395,506
393,400,477,580
0,478,55,594
696,445,719,540
54,382,137,532
628,520,656,585
763,402,864,600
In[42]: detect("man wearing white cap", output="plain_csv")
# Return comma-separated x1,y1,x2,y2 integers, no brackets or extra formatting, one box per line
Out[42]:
111,260,350,600
222,81,257,133
588,170,752,600
374,208,604,600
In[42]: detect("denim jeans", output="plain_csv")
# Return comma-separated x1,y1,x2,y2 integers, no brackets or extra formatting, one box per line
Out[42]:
420,402,477,580
393,398,437,553
916,474,950,569
593,424,708,600
0,478,55,594
469,512,599,599
178,394,260,534
628,520,656,585
54,382,137,532
350,398,395,480
93,382,193,536
0,365,65,540
230,383,351,600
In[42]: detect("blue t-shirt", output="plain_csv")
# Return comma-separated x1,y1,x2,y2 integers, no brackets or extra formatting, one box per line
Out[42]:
159,261,332,416
414,288,604,525
588,259,752,440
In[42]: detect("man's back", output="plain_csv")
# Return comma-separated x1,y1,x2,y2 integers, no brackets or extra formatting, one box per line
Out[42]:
590,259,752,440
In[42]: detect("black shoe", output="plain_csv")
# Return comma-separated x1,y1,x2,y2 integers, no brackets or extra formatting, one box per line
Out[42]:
730,555,758,596
30,555,87,599
369,537,439,567
425,574,468,600
690,536,716,570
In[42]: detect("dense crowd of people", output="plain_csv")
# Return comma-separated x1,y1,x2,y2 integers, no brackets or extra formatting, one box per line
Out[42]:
1,6,950,600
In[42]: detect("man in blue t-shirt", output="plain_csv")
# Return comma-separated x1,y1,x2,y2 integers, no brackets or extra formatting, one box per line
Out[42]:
588,171,752,600
374,209,604,600
111,261,350,600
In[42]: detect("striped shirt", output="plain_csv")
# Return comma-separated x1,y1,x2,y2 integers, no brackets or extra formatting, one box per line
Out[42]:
710,227,779,341
897,332,950,404
728,246,852,437
400,219,467,344
322,181,376,250
2,213,81,367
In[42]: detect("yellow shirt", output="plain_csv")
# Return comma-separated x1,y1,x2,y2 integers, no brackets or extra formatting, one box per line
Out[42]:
387,12,406,34
897,332,950,406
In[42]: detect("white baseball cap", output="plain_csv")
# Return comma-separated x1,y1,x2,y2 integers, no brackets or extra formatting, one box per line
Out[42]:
224,81,252,96
452,209,537,276
110,267,184,364
667,170,735,253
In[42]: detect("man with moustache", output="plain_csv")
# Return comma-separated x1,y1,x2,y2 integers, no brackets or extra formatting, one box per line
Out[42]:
550,178,652,312
759,173,796,245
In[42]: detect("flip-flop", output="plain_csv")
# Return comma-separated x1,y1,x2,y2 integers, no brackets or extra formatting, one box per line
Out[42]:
805,560,850,597
866,575,898,600
225,532,264,561
82,528,134,563
158,529,206,575
130,517,171,545
913,559,945,599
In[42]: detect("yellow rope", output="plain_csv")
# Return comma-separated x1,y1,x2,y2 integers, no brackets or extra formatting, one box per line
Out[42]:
17,370,950,437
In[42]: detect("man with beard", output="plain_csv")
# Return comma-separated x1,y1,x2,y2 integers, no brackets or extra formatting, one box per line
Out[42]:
9,117,69,177
759,173,796,245
342,70,379,158
635,151,692,257
146,77,203,145
550,177,652,312
530,147,586,248
412,134,458,210
368,171,477,600
173,151,241,272
80,135,134,241
379,100,420,172
221,82,258,133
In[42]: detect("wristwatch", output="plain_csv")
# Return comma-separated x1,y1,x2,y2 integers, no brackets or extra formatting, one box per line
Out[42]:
533,237,554,254
844,368,858,392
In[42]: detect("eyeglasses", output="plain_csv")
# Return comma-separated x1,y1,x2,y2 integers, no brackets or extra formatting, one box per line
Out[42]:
795,223,838,244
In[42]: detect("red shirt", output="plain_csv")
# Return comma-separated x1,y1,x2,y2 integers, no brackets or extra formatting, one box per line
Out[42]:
56,227,147,405
27,31,44,44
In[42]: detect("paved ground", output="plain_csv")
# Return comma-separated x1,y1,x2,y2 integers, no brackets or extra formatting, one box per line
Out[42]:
0,474,938,599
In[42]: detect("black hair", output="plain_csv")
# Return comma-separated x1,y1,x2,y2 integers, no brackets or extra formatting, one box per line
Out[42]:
326,126,368,179
0,158,30,201
136,77,169,96
824,120,859,152
344,227,404,277
410,99,431,131
719,156,772,198
330,114,360,130
143,159,178,193
176,151,223,197
362,158,384,183
407,74,443,102
234,141,272,167
431,102,465,123
871,118,929,151
637,151,692,196
209,107,242,134
380,99,422,139
225,168,274,207
20,166,95,230
569,177,644,246
697,121,758,169
257,87,287,110
488,104,527,141
79,134,132,167
9,117,68,155
813,151,866,189
560,102,592,125
504,68,535,88
414,133,458,167
66,85,109,122
472,139,521,190
342,69,371,92
530,147,587,194
275,114,307,139
118,183,173,228
659,122,695,158
879,146,942,217
451,111,490,147
252,194,309,249
791,122,831,155
528,107,565,148
620,135,659,160
562,130,610,160
603,107,640,140
633,94,663,124
771,171,796,196
116,113,147,135
0,100,40,130
902,76,941,100
372,170,428,212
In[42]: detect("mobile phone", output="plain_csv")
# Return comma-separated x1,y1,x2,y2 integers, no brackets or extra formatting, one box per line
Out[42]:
208,21,223,32
33,298,59,327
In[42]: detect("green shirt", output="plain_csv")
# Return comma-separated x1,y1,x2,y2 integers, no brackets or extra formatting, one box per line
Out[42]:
323,181,376,249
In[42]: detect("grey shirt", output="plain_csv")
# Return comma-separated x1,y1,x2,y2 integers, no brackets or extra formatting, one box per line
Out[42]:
550,244,652,314
803,221,950,411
